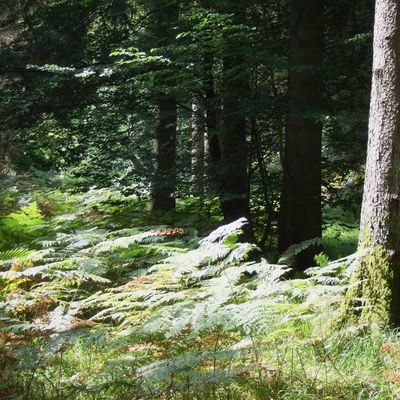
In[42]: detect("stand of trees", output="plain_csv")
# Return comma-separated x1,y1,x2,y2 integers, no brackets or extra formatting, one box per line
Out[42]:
3,0,400,324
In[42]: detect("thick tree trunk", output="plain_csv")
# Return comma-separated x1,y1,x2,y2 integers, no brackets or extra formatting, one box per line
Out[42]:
191,97,206,198
151,98,177,211
278,0,324,270
149,0,179,212
344,0,400,325
219,9,250,224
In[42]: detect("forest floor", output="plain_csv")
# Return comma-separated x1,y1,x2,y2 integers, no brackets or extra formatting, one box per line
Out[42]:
0,176,399,400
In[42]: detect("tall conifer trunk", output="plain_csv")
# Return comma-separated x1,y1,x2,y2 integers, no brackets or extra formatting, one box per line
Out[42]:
219,6,250,223
344,0,400,325
203,51,220,167
278,0,324,270
200,0,220,170
191,96,206,198
149,0,179,212
0,132,9,177
151,98,178,211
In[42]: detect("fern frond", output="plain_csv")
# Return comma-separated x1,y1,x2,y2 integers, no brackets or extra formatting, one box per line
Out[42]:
278,237,323,266
0,248,31,261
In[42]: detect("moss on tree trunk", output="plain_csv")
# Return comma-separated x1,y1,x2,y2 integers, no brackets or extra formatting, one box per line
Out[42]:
342,245,394,325
341,0,400,326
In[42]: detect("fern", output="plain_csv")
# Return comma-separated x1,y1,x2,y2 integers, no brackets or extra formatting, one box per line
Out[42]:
199,217,248,244
0,248,31,261
0,248,32,271
0,187,366,400
278,237,323,266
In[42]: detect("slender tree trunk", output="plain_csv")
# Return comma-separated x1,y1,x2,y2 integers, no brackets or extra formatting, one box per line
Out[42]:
0,133,6,178
203,52,220,166
344,0,400,325
202,49,222,200
219,8,250,224
278,0,324,270
149,0,179,212
191,96,206,198
199,1,219,164
0,132,9,177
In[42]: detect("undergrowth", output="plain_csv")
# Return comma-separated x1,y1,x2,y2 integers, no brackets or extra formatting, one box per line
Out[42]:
0,177,398,400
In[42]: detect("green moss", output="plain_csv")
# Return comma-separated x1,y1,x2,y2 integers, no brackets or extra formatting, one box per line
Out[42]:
341,245,393,325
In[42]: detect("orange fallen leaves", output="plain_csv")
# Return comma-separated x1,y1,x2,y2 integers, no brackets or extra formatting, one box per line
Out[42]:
10,260,33,272
151,227,185,236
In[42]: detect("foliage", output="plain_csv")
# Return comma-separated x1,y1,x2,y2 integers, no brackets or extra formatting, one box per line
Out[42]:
0,183,397,400
0,0,371,235
0,0,388,398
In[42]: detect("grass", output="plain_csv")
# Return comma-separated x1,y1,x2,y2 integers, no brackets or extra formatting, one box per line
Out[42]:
0,179,398,400
2,324,397,399
323,207,359,260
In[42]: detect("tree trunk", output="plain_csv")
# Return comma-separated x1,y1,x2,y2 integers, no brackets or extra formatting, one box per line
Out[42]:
149,0,179,212
219,8,250,224
198,0,221,195
203,52,220,166
151,98,178,211
344,0,400,325
191,96,206,198
0,132,9,177
201,49,222,201
278,0,324,270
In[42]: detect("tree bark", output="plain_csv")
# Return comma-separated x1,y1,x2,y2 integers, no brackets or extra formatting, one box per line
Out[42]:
203,51,220,166
219,7,250,224
0,133,8,177
199,0,221,194
191,96,206,198
149,0,179,212
278,0,324,270
344,0,400,325
151,98,178,211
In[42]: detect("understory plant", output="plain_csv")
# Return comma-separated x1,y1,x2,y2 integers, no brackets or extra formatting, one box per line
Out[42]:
0,185,398,400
